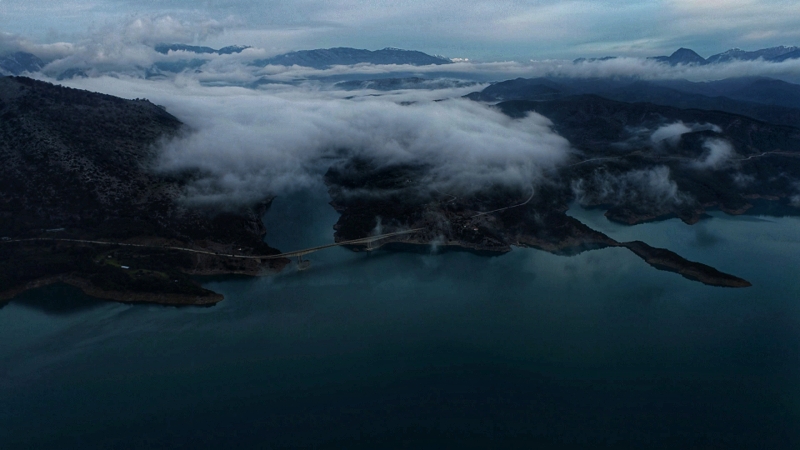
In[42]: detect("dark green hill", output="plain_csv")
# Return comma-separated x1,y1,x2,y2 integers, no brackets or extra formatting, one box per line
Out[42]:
323,94,800,288
0,76,285,304
498,95,800,222
466,76,800,127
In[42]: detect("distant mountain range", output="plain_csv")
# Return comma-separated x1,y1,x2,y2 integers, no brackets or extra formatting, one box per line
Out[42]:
0,52,44,76
253,47,452,69
466,76,800,127
148,45,454,75
576,46,800,66
334,77,476,91
4,43,800,80
153,44,453,69
706,46,800,63
154,44,251,55
108,43,800,67
1,45,455,80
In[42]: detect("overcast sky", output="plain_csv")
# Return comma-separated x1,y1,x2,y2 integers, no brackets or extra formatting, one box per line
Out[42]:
2,0,800,60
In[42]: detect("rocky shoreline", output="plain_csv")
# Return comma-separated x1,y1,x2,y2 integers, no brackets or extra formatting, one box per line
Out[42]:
0,274,223,306
350,225,752,289
325,159,755,289
619,241,751,288
0,236,289,306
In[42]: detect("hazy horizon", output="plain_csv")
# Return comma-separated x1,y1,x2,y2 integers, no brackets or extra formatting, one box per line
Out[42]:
3,1,800,61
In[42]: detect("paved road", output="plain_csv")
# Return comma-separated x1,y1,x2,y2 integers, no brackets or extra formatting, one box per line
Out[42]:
1,228,425,261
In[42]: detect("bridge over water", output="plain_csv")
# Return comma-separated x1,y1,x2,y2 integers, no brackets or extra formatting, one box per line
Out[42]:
264,229,424,260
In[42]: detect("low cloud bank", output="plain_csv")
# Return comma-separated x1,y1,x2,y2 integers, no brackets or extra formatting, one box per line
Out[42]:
187,56,800,85
6,16,800,84
650,122,693,146
156,96,570,206
650,121,721,147
791,183,800,208
0,32,74,62
692,139,735,170
572,166,689,208
60,76,570,207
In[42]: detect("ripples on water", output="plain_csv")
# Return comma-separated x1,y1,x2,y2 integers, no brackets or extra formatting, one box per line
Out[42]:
1,190,798,449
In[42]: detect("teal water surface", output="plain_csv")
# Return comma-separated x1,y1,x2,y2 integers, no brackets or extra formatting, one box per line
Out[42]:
1,191,798,449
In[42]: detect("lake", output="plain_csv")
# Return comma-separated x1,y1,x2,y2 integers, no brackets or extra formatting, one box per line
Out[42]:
1,189,798,449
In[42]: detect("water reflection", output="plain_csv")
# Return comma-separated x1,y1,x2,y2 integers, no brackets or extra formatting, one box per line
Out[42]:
8,284,105,316
0,192,798,448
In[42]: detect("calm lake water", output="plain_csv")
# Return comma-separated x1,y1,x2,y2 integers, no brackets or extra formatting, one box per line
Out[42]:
1,190,799,449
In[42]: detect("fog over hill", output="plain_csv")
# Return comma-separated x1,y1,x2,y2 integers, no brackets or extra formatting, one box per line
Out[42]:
3,20,800,297
8,72,783,295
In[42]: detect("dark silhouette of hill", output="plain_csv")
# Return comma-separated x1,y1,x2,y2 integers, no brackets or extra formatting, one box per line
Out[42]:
649,48,707,66
571,45,800,66
325,96,800,288
601,82,800,127
653,77,800,109
498,95,800,222
466,76,800,126
335,77,476,91
465,77,564,101
254,47,452,69
0,52,44,75
707,46,800,63
154,44,250,55
0,76,285,304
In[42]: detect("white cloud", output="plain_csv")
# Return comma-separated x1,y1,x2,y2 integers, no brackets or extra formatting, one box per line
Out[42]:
692,138,735,170
731,172,755,187
572,166,689,207
246,57,800,85
57,76,571,207
27,51,800,87
651,122,693,146
650,121,722,147
0,32,74,61
792,183,800,207
118,15,231,46
6,12,800,86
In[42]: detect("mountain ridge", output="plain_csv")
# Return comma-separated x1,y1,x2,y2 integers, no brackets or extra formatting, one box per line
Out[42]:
574,45,800,66
466,75,800,123
154,43,251,55
0,52,44,76
253,47,452,68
